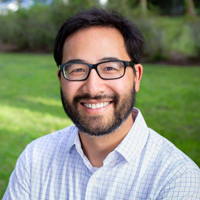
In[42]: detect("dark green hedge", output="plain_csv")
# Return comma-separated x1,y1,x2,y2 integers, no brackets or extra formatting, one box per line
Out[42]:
0,2,199,61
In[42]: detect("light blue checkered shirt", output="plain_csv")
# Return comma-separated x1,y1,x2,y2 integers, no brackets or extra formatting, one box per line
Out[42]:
3,109,200,199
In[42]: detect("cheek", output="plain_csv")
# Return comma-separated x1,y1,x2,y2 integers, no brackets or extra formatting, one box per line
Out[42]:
108,79,133,97
61,79,82,102
113,72,135,93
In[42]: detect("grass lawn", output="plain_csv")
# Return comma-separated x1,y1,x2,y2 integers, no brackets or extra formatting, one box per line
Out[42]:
0,53,200,197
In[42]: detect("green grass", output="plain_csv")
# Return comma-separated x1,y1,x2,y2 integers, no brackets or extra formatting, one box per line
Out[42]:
0,53,200,197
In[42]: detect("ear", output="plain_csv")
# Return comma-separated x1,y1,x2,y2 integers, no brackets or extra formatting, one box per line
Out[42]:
134,64,143,92
57,70,61,82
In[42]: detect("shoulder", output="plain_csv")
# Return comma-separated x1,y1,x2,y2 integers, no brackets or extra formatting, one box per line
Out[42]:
147,128,199,169
146,128,200,182
143,128,200,198
30,125,76,145
2,125,78,199
22,125,78,164
29,125,76,147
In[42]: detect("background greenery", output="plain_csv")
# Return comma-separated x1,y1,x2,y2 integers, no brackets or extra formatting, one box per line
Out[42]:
0,53,200,198
0,0,200,62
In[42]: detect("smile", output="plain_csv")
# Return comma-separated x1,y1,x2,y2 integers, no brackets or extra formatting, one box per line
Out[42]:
83,102,110,109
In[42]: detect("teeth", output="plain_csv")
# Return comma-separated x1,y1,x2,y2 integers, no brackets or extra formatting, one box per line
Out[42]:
83,102,110,109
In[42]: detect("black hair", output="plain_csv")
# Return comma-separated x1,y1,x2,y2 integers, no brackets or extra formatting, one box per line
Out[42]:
54,8,144,66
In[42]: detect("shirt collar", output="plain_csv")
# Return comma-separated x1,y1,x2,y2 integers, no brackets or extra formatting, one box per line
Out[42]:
65,125,87,159
65,125,79,153
115,108,149,163
66,108,149,164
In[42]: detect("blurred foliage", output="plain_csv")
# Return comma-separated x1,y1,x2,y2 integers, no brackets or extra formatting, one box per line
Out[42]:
0,0,199,62
186,17,200,56
126,0,200,15
0,0,101,51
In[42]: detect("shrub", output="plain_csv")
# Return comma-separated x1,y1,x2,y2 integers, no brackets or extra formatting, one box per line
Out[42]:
134,16,168,61
0,0,100,52
0,12,18,45
0,6,55,51
0,2,199,62
186,17,200,57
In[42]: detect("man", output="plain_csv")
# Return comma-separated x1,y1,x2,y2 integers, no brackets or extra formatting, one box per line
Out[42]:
3,8,200,199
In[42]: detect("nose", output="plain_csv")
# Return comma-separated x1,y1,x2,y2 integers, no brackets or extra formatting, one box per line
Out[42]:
81,69,107,96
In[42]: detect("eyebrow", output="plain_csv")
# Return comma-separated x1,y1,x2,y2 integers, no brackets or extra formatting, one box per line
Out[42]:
99,57,120,62
66,57,120,64
66,59,85,63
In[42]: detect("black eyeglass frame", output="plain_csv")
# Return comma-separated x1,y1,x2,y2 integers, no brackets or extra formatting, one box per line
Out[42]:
59,60,135,81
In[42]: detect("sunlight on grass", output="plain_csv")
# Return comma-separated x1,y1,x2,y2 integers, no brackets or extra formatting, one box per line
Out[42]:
0,104,72,135
20,96,63,107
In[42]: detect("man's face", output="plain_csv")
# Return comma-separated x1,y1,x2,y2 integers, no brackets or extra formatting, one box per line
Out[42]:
59,27,142,136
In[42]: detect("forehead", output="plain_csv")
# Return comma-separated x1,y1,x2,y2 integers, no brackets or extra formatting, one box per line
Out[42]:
62,27,130,63
65,26,124,45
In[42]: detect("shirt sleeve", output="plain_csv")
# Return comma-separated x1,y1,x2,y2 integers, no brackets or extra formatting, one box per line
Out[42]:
2,148,30,200
157,168,200,199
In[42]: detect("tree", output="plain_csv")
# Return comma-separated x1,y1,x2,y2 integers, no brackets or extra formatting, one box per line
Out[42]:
140,0,147,14
185,0,196,16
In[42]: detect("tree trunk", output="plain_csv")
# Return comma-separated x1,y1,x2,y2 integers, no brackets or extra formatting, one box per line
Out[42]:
140,0,147,15
185,0,196,17
121,0,127,13
63,0,69,5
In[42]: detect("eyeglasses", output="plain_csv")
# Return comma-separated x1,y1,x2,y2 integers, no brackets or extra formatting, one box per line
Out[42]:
59,60,135,81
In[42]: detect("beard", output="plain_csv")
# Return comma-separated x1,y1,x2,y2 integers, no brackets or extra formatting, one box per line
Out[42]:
60,84,136,137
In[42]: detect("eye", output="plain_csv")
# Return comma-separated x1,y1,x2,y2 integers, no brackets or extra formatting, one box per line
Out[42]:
66,64,87,74
104,66,115,71
71,68,85,73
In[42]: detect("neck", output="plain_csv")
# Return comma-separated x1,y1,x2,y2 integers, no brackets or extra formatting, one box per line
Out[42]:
79,112,135,167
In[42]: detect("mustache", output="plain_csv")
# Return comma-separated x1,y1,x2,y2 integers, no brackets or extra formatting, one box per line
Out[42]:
73,94,119,104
